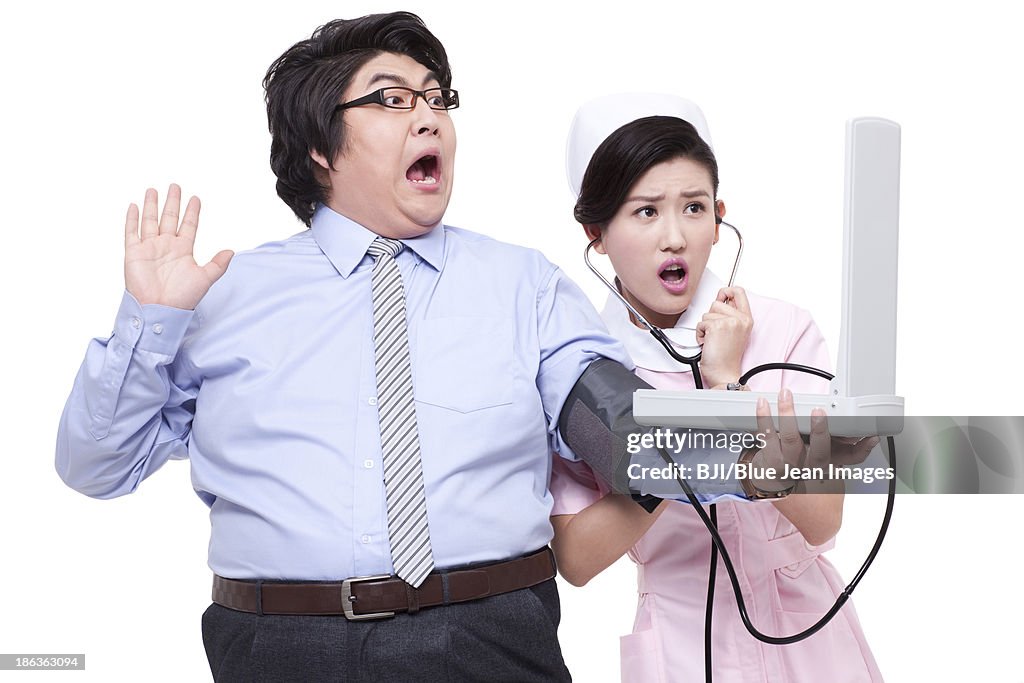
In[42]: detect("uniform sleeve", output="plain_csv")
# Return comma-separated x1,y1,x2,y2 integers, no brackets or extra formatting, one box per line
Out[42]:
781,307,833,393
549,454,607,516
533,265,632,460
55,291,199,499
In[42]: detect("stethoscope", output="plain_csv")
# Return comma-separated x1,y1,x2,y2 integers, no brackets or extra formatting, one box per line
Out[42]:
582,220,895,683
583,218,744,390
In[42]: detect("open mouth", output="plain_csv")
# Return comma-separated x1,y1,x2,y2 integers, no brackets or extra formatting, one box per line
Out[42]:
406,154,440,185
658,259,689,292
660,263,686,283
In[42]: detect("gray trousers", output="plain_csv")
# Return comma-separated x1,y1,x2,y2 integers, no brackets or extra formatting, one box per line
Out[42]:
201,578,571,682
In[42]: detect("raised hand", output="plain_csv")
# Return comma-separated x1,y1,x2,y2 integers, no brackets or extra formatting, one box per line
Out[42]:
124,184,234,310
695,286,753,388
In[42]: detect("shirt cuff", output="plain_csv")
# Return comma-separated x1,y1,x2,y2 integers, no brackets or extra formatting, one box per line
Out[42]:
113,290,195,356
627,442,748,503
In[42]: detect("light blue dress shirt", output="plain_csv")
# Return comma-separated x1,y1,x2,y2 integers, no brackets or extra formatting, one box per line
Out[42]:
56,205,636,580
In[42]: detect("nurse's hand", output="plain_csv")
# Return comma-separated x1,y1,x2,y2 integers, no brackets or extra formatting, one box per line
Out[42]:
751,390,880,495
124,184,234,310
696,286,753,389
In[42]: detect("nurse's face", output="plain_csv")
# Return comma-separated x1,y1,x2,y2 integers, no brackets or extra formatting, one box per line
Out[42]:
586,157,724,329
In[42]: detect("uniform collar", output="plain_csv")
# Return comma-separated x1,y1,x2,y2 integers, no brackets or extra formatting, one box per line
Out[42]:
310,203,446,278
600,270,724,373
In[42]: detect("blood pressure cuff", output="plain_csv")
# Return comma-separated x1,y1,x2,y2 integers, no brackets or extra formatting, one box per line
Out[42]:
558,358,666,513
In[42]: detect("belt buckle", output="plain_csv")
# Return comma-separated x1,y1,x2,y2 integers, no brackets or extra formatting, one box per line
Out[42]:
341,574,395,620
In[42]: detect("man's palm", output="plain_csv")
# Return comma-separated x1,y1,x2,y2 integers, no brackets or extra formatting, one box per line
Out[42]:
124,185,233,310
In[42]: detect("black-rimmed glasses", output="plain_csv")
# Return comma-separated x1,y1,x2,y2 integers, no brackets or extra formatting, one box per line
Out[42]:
335,87,460,113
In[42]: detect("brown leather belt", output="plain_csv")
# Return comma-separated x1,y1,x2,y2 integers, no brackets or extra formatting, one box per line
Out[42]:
212,547,555,620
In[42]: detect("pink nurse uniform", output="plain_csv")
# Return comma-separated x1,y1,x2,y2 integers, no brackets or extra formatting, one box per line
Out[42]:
551,272,883,682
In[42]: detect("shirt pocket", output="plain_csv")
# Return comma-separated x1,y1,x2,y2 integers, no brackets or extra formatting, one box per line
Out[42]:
620,629,663,683
619,593,667,683
767,530,835,580
413,317,514,413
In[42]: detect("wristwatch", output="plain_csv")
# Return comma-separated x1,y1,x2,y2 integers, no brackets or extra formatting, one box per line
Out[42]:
737,447,796,499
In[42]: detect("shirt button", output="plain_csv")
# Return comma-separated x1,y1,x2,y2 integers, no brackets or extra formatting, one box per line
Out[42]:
360,535,371,544
130,317,141,329
363,459,374,469
152,324,164,335
368,397,378,406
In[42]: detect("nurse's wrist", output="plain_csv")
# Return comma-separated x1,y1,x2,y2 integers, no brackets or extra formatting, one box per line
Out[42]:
703,364,744,390
738,447,796,499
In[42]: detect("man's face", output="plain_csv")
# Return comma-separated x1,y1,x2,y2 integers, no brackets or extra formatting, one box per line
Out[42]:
317,52,456,238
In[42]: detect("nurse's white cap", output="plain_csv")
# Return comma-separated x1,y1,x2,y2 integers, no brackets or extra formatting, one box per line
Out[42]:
566,92,713,198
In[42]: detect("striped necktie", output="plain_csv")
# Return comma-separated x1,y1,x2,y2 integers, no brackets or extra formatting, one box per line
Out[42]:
366,237,435,588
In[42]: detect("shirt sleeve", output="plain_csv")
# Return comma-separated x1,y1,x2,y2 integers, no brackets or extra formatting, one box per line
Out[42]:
55,291,199,499
533,265,632,460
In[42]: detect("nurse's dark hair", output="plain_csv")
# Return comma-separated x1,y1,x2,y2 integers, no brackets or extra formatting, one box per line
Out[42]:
574,116,719,228
263,12,452,226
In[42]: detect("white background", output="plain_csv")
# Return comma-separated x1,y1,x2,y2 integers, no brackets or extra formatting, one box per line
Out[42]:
2,1,1022,680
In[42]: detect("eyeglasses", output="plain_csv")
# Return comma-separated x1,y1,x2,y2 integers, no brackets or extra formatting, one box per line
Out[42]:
335,87,460,113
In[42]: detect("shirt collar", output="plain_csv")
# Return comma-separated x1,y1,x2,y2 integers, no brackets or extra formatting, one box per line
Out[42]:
309,203,446,278
600,270,725,373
